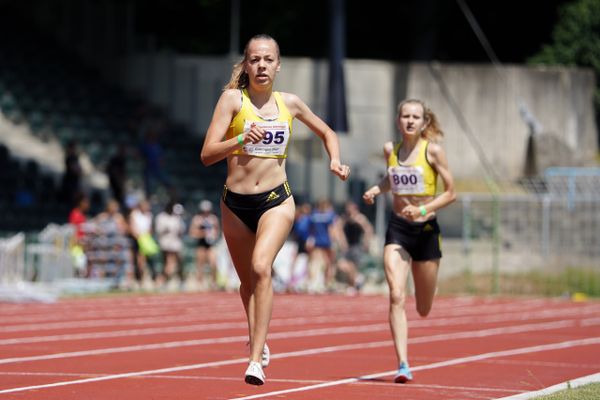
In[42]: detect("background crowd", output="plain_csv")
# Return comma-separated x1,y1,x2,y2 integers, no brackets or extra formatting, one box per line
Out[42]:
67,192,376,295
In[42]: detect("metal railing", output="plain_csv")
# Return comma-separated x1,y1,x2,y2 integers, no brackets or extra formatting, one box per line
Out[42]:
439,176,600,296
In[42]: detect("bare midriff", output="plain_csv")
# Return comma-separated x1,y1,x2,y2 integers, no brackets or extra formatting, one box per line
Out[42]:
225,155,287,194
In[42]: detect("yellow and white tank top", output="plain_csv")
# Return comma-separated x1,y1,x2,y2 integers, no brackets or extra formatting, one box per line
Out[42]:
227,89,293,158
387,140,437,196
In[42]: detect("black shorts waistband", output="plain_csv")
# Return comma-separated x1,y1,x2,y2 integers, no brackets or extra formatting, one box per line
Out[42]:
388,212,439,233
221,181,293,233
222,181,292,208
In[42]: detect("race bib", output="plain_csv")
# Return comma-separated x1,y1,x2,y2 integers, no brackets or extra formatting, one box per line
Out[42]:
241,121,290,157
388,166,425,195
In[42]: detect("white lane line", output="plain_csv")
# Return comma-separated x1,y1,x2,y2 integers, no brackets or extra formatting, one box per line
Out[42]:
3,295,585,333
0,371,326,385
0,300,384,325
3,300,597,345
0,304,388,333
0,295,560,321
493,371,600,399
0,371,525,393
0,341,396,394
0,319,575,366
0,295,388,321
0,313,384,345
0,298,243,318
0,313,242,333
0,324,389,365
581,317,600,326
0,320,587,394
226,337,600,400
476,358,600,369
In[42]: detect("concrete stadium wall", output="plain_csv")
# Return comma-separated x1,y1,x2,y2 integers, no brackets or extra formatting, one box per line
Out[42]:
115,53,598,200
28,1,598,195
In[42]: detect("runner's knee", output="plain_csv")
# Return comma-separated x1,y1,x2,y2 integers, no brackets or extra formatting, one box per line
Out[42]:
389,289,406,308
252,260,272,281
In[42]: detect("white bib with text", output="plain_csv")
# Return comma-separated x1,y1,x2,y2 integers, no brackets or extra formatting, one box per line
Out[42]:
388,165,425,195
242,120,290,157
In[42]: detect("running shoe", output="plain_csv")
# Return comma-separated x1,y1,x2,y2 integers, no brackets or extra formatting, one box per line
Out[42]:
394,361,413,383
244,361,265,385
262,343,270,368
246,342,270,368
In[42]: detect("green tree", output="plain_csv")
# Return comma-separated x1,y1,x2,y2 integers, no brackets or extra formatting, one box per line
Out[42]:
529,0,600,115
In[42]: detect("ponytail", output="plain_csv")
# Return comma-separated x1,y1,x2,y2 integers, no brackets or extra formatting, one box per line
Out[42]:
223,61,249,90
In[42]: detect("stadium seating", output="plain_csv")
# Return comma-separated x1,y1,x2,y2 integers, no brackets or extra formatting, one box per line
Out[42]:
0,12,226,234
0,144,68,233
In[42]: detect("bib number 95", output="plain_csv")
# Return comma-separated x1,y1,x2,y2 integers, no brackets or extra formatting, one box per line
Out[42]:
262,131,285,145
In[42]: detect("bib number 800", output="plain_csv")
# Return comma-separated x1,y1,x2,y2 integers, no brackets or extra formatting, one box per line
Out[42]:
392,174,418,186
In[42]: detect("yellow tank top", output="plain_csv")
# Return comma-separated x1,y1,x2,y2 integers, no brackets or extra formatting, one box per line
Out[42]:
227,89,293,159
387,140,437,196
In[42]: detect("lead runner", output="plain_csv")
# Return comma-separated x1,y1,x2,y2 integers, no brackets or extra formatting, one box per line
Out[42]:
200,33,350,385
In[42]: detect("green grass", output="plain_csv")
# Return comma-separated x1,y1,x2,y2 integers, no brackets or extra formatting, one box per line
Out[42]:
439,267,600,297
534,383,600,399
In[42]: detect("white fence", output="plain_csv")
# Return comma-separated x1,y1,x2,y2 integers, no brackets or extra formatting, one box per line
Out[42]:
0,232,25,283
26,223,76,283
0,232,58,302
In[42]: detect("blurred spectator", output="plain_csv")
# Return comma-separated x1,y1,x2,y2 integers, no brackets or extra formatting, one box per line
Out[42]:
128,198,158,286
68,192,90,276
308,199,341,292
106,144,128,207
60,140,83,207
288,201,312,291
336,201,373,292
155,201,186,288
88,199,132,287
189,200,220,290
139,130,171,199
95,199,130,237
68,192,90,242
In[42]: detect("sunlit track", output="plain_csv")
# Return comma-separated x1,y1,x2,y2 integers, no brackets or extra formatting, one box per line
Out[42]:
1,335,598,396
0,293,598,400
0,300,390,331
225,337,600,400
0,318,588,366
0,295,562,324
0,294,563,325
0,303,243,324
0,372,529,393
1,294,584,337
2,301,598,346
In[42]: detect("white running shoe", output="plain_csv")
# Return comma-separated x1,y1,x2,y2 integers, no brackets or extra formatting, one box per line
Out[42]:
246,341,270,368
261,343,270,368
244,361,265,385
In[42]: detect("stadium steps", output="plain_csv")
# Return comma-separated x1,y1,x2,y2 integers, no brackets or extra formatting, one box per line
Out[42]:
0,9,226,225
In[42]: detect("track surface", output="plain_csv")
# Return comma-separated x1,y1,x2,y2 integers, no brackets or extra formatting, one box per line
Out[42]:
1,292,599,399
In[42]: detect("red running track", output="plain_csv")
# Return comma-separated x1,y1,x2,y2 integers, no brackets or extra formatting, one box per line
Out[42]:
0,292,599,399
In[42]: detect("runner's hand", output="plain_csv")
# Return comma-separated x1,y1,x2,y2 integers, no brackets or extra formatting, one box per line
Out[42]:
363,191,376,205
330,160,350,181
243,123,266,144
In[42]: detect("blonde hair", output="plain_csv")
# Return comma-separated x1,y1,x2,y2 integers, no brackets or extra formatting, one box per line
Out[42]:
397,99,444,143
223,34,280,90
